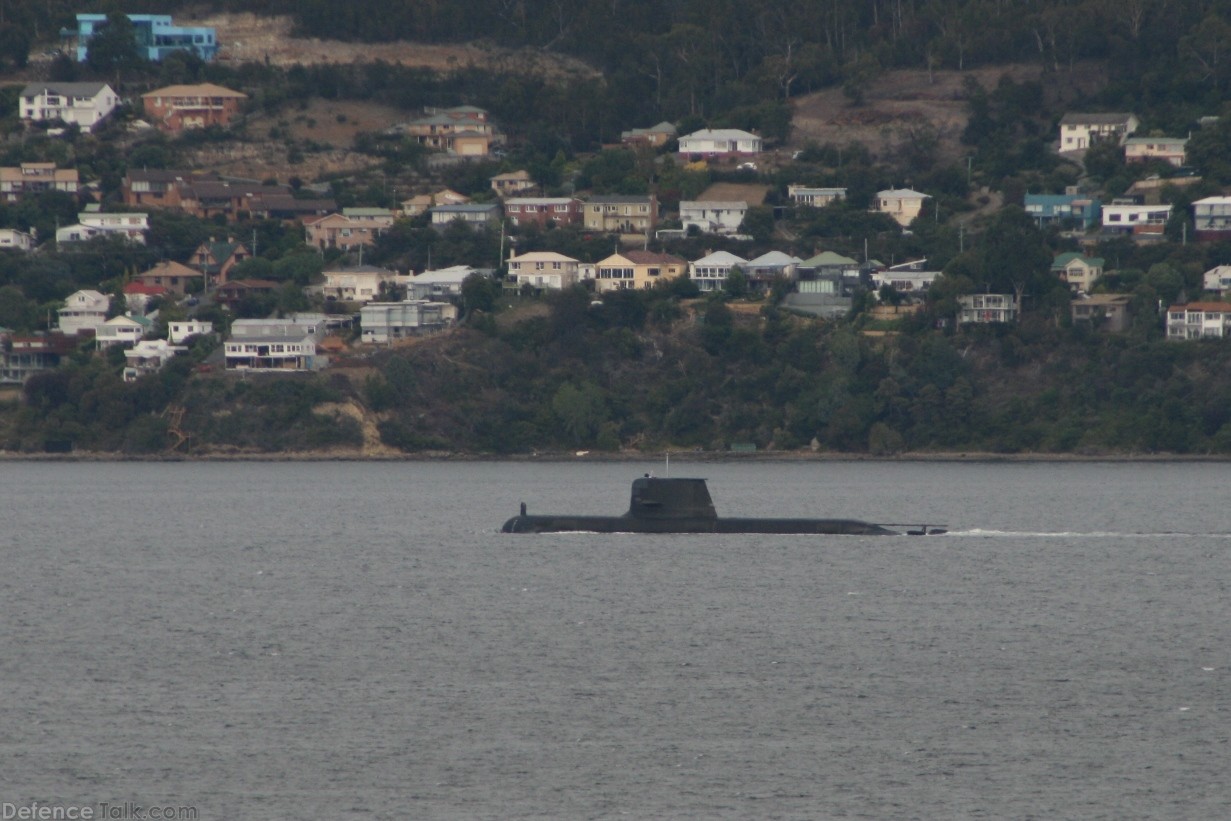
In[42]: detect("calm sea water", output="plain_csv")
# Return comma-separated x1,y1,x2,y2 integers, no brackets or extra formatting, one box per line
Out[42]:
1,459,1229,820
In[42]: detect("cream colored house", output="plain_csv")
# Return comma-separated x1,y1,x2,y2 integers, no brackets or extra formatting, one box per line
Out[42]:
582,195,658,234
1058,112,1139,150
1051,253,1105,294
317,264,406,303
875,189,930,228
507,252,581,290
594,250,688,292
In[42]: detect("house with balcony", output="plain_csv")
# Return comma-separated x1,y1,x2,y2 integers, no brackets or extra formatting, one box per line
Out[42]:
393,106,500,156
1102,202,1171,236
123,339,186,382
503,197,582,228
1123,136,1187,166
507,252,581,290
141,83,246,132
57,289,110,335
407,266,486,300
582,195,658,234
359,300,454,344
95,315,153,350
689,251,747,292
1192,197,1231,241
1051,253,1105,294
20,82,118,132
870,259,942,295
72,14,218,62
0,163,78,202
316,264,405,303
1,332,75,385
593,250,687,293
788,186,847,208
225,317,328,370
56,211,148,244
304,209,395,251
1166,302,1231,339
133,260,202,296
1071,294,1133,333
1024,192,1102,228
679,201,748,235
875,188,930,227
678,129,762,157
430,203,501,230
958,294,1019,325
1058,112,1139,151
744,251,802,289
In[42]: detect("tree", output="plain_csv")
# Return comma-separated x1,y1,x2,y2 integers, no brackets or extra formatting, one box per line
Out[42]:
85,13,143,77
551,382,608,444
461,272,500,316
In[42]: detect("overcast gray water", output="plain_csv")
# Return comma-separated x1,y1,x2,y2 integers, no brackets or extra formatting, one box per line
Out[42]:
1,459,1229,820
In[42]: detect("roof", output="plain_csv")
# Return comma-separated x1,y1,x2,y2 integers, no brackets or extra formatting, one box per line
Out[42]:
692,251,747,265
877,188,929,199
1059,112,1137,125
1170,301,1231,313
802,251,858,267
432,203,499,213
587,195,654,204
680,200,748,210
617,250,687,265
747,251,802,267
123,282,167,295
142,83,246,99
1123,136,1186,145
504,197,578,206
1052,252,1105,268
508,252,579,263
1074,294,1132,306
21,82,110,97
412,266,479,284
341,207,394,217
680,128,760,141
322,264,398,276
138,260,202,278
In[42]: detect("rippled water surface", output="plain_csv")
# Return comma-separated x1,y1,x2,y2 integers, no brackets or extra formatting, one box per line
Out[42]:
2,459,1229,820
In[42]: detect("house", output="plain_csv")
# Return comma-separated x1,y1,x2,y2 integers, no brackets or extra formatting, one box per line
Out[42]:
582,195,658,234
167,320,214,344
1126,175,1202,204
189,238,251,285
95,315,153,350
56,211,148,244
430,203,501,230
788,186,847,208
393,106,500,156
225,319,325,371
1051,253,1105,294
406,266,486,300
875,189,930,227
1071,294,1133,333
1058,112,1139,150
316,264,405,303
593,250,688,293
19,82,118,132
870,260,942,295
689,251,747,292
677,129,763,157
1123,136,1187,166
506,252,582,290
0,229,36,251
122,282,166,315
679,201,748,235
1102,202,1171,235
490,170,536,197
359,300,455,343
1192,197,1231,241
1166,302,1231,340
0,163,78,202
214,279,279,311
246,191,336,222
1024,192,1102,229
72,14,218,62
0,332,75,385
122,169,211,208
57,289,110,335
123,339,187,382
958,294,1019,325
133,260,203,296
503,197,582,228
744,251,802,288
304,209,395,251
400,189,469,217
621,121,677,148
141,83,247,132
799,251,860,289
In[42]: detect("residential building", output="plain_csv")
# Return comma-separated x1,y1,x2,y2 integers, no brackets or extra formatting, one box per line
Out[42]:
582,195,658,234
167,320,214,344
621,121,677,148
1123,136,1187,166
679,200,748,235
189,238,251,285
799,251,860,294
490,170,535,197
214,279,278,311
400,189,469,216
57,290,110,335
72,14,218,62
393,106,500,156
123,339,186,382
677,129,763,157
1051,253,1105,294
870,260,942,295
0,163,78,202
317,264,405,303
593,250,687,293
1071,294,1133,333
360,300,454,344
1024,192,1102,228
95,315,153,350
958,294,1019,325
788,186,847,208
1102,202,1171,235
19,82,118,132
875,188,930,227
1166,302,1231,339
56,211,148,244
0,332,75,385
304,209,395,251
1193,197,1231,241
141,83,247,132
430,203,501,230
122,169,207,209
503,197,582,228
133,260,202,296
744,251,802,288
122,282,166,315
225,322,325,371
407,266,486,300
246,191,336,222
506,252,582,290
0,229,36,251
689,251,747,292
1058,112,1140,150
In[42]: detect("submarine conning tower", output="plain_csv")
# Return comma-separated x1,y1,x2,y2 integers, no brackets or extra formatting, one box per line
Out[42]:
626,477,718,520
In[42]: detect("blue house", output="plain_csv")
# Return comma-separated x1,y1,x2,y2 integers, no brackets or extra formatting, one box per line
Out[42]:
1024,193,1102,229
72,14,218,63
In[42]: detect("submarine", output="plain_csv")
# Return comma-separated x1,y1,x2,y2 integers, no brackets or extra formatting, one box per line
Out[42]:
501,476,945,535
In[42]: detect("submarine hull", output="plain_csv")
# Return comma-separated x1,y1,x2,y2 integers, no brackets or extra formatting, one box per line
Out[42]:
502,514,897,535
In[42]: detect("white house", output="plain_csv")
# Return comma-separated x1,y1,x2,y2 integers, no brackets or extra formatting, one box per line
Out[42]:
430,203,501,230
679,200,748,235
870,261,941,295
167,320,214,344
57,211,149,244
1102,202,1171,235
1193,197,1231,240
689,251,748,292
225,317,327,371
1166,302,1231,340
1123,136,1187,166
407,266,484,300
744,251,801,287
0,228,35,251
678,128,762,157
1058,112,1140,151
57,289,110,335
20,82,119,132
123,339,186,382
875,189,930,227
317,264,406,303
788,186,847,208
360,300,455,344
506,252,581,290
958,294,1019,325
95,315,153,350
